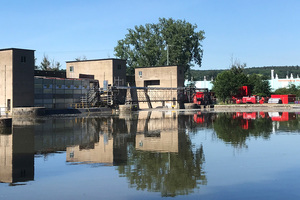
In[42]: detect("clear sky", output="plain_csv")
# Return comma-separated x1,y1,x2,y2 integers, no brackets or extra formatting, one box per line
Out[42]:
1,0,299,70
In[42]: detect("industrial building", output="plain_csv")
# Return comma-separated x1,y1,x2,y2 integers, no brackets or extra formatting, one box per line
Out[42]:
0,48,195,113
134,65,185,109
66,58,127,87
0,48,35,112
34,76,98,109
0,48,129,112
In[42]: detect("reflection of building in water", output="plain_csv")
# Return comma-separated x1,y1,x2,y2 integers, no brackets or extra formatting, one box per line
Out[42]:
34,118,100,153
0,127,34,184
66,133,128,166
30,117,129,165
66,134,113,165
135,111,179,153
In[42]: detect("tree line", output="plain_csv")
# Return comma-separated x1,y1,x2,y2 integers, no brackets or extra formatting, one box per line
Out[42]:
212,62,272,103
191,66,300,81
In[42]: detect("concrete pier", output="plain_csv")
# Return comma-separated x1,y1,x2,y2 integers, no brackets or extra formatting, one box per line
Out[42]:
12,107,46,117
119,104,138,113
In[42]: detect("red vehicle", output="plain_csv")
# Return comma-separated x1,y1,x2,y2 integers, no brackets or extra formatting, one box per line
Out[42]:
232,86,266,104
193,88,213,106
242,96,257,104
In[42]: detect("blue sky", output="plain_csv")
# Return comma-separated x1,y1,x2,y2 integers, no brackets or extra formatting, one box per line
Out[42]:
1,0,299,70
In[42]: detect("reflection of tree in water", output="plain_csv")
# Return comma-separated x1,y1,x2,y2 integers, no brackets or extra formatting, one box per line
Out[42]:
213,113,273,148
180,113,215,134
117,133,206,197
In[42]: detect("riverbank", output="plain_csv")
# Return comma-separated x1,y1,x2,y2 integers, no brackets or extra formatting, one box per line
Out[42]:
3,104,300,118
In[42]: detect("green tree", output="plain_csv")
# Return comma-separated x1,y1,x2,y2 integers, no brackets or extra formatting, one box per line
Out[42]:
39,54,51,70
39,55,61,71
274,84,300,97
212,67,248,103
212,61,272,103
114,18,205,76
248,74,271,97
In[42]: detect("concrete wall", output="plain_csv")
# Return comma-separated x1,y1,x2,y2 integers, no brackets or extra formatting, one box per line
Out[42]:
134,66,184,109
0,50,13,109
12,49,34,107
66,59,126,87
135,65,184,88
0,48,34,111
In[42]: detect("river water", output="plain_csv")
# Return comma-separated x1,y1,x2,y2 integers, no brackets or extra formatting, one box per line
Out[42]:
0,110,300,199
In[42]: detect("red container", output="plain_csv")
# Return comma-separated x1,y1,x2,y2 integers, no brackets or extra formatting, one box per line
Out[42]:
270,94,296,104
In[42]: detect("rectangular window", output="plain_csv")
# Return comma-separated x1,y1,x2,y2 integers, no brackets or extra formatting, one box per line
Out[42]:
139,71,142,78
21,56,26,63
144,80,160,87
70,66,74,72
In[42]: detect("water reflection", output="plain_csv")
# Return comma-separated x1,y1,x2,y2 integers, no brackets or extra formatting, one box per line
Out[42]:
118,111,207,197
213,112,298,148
0,111,299,197
0,127,34,185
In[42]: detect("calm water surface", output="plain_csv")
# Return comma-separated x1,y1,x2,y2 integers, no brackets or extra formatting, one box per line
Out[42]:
1,111,300,200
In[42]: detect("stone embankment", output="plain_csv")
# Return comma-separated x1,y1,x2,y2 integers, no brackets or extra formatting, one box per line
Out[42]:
214,104,300,112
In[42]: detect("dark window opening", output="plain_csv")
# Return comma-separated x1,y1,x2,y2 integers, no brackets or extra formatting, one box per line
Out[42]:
144,80,160,87
144,131,161,138
79,74,94,79
21,56,26,63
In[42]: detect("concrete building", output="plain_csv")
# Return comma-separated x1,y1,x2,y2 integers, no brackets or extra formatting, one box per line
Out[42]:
269,69,300,91
135,65,185,109
34,76,97,109
66,59,127,88
0,48,35,112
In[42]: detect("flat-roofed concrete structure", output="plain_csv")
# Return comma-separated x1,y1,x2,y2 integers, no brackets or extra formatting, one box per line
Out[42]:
135,65,185,109
0,48,35,112
66,59,127,87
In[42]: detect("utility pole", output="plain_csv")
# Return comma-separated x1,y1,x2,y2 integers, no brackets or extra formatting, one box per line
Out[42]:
166,44,173,66
167,44,169,66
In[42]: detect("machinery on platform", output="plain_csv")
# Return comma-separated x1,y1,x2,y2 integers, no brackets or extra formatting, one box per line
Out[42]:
232,86,269,104
192,88,215,106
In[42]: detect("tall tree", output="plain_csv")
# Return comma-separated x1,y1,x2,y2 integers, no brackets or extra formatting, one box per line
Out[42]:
248,74,271,97
114,18,205,76
39,54,51,70
39,55,61,71
212,62,248,103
